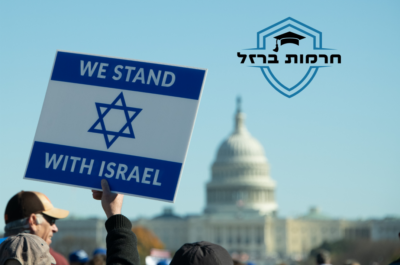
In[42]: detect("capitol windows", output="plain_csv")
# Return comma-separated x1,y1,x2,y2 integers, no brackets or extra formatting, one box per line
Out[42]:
228,234,233,244
228,191,234,202
237,233,242,244
207,191,212,203
256,228,264,244
245,228,251,244
259,191,264,201
247,190,272,202
217,189,279,203
228,191,232,201
268,190,274,202
225,227,232,244
213,191,217,202
215,227,222,244
219,191,225,202
223,191,228,202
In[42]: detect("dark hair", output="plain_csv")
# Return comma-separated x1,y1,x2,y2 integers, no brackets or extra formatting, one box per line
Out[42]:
170,241,233,265
316,250,330,264
87,255,106,265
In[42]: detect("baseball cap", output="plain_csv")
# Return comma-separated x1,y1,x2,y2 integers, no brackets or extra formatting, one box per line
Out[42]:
170,241,233,265
0,233,56,265
4,191,69,224
93,248,107,256
69,250,88,263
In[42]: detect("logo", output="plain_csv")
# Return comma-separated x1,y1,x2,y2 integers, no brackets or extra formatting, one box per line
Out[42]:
237,17,341,98
88,92,142,148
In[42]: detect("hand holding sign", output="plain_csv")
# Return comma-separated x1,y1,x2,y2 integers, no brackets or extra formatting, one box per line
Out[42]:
24,51,207,202
92,179,124,219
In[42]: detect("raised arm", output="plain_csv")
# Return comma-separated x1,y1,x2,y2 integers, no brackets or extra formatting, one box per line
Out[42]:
92,179,139,265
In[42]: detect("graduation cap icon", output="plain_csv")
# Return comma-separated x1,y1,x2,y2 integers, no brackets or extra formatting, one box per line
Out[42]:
273,31,305,52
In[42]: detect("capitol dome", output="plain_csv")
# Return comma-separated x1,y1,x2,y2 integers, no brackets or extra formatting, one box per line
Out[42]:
215,112,267,164
205,98,278,215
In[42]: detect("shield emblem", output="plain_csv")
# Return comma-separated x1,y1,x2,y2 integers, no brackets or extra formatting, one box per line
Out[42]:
260,66,322,98
242,17,335,98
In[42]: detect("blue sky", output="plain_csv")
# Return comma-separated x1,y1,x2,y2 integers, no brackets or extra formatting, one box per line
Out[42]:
1,1,399,230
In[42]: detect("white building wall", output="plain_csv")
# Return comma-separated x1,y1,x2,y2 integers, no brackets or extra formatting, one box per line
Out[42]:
52,218,107,255
371,218,400,241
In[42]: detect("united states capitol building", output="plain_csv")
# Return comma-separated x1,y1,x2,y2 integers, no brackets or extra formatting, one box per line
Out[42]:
52,101,400,262
132,101,400,262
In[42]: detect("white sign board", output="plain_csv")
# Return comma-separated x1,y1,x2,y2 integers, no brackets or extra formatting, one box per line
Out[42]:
24,51,207,202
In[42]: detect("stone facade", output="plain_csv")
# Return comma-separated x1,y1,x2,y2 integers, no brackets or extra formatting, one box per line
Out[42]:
132,103,400,263
51,217,107,256
48,101,399,263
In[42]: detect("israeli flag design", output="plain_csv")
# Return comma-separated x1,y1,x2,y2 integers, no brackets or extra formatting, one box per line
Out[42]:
24,51,207,202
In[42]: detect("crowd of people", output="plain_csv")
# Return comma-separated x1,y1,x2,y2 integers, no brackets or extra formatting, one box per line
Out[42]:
69,249,106,265
0,179,399,265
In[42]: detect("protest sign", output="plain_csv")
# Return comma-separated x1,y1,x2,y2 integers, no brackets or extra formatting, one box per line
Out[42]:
24,51,207,202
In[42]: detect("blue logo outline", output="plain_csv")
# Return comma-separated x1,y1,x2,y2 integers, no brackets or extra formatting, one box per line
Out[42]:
246,17,335,98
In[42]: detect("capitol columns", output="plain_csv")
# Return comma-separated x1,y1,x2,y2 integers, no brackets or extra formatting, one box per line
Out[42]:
264,215,276,256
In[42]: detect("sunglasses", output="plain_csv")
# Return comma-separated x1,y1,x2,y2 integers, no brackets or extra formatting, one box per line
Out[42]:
42,214,57,226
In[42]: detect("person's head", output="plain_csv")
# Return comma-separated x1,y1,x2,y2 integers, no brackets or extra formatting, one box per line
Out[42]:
344,259,360,265
170,241,233,265
89,248,106,265
4,191,69,245
69,250,89,265
87,254,106,265
316,250,331,265
92,248,106,257
0,233,56,265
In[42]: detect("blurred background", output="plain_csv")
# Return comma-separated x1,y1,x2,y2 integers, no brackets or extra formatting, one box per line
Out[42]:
1,1,399,264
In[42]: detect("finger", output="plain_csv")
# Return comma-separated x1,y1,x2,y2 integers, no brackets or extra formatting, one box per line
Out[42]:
101,179,111,194
92,193,102,200
92,190,103,200
92,194,102,200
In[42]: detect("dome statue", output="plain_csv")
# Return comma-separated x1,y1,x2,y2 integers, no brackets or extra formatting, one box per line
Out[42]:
205,97,278,215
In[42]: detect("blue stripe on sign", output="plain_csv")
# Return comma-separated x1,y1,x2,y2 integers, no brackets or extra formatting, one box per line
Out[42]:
51,52,206,100
25,142,182,202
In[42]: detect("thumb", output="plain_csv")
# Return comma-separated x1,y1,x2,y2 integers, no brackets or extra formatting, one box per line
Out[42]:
101,179,111,194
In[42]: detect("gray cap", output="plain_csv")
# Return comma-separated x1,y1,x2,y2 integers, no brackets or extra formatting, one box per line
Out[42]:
0,233,56,265
170,241,233,265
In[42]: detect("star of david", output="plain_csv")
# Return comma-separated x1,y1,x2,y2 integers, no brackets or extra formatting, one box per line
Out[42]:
88,92,142,149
